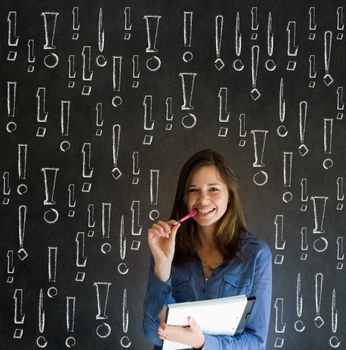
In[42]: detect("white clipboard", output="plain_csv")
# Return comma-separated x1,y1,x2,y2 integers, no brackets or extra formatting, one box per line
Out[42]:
162,295,255,350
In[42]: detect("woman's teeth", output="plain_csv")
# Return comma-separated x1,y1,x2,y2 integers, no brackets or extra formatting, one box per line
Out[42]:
198,208,214,214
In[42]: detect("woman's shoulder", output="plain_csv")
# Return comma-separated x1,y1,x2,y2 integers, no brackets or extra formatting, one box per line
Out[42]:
239,231,272,256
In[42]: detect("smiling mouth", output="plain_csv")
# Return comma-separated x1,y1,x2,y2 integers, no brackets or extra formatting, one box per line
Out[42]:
196,208,215,215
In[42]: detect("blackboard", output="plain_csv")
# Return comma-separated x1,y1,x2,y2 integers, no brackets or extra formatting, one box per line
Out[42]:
0,0,345,349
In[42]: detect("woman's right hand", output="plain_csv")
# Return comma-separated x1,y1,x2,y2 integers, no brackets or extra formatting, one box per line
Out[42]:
148,220,181,281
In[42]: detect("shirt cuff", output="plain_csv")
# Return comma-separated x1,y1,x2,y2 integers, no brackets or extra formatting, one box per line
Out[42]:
147,272,173,305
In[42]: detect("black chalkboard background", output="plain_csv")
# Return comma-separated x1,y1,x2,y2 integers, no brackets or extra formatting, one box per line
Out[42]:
1,0,345,349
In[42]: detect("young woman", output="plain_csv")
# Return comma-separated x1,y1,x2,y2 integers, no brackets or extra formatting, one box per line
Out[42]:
143,149,272,349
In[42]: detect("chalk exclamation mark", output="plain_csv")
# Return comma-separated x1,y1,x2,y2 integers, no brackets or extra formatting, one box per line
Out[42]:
101,203,112,255
164,97,174,131
336,86,344,120
81,46,93,95
274,214,286,265
323,31,334,86
81,143,93,192
282,152,293,203
274,298,285,348
132,151,140,184
308,55,317,88
336,177,344,210
180,73,197,129
149,169,160,221
7,11,19,61
144,15,162,71
60,101,71,152
238,113,247,147
323,118,334,169
68,184,76,217
47,247,58,298
251,7,259,40
68,54,76,88
7,250,15,283
294,273,305,332
217,87,230,138
300,226,309,260
214,15,225,70
27,39,36,72
286,21,298,71
124,7,132,40
308,7,317,40
65,296,77,348
36,288,47,348
96,8,107,68
132,54,140,88
300,177,308,211
118,215,129,275
72,7,80,40
112,124,122,179
41,12,59,69
75,232,87,282
250,46,261,100
233,12,244,71
329,289,340,348
183,11,193,62
17,205,28,261
87,203,96,237
143,96,155,145
265,12,276,71
251,130,269,186
277,78,288,137
336,236,344,270
120,288,131,348
6,81,17,133
336,7,344,40
17,144,28,196
2,171,11,205
13,289,25,339
41,168,59,224
311,196,329,253
298,101,309,156
112,56,122,108
131,200,142,252
95,103,104,136
314,273,325,328
94,282,112,338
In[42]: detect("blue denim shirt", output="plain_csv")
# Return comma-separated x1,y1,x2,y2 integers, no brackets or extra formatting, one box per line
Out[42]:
143,232,272,350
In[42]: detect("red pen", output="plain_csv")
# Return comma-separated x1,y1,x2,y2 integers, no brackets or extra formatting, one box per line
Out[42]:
177,209,198,223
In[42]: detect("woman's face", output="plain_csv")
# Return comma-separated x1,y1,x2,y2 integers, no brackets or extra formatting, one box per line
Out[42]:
186,165,229,231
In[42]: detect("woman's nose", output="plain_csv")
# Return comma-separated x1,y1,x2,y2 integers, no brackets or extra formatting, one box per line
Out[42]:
197,191,209,204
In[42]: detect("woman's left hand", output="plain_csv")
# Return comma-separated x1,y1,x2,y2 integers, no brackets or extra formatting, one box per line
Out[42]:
158,317,205,349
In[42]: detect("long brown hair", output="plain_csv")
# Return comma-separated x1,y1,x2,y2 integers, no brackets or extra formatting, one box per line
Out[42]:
171,149,247,263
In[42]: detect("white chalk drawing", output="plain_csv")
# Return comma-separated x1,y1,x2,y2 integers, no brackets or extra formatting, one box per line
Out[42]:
13,289,25,339
112,56,122,107
87,204,96,232
7,250,15,283
300,227,308,260
42,168,59,206
2,171,11,205
66,296,77,348
250,45,261,100
36,288,48,348
286,21,298,70
96,8,107,67
336,236,344,270
67,55,76,88
48,246,58,283
60,101,71,151
238,113,247,147
265,12,276,71
251,130,269,186
82,143,93,193
336,177,344,210
144,15,162,71
300,178,308,211
94,282,112,338
314,273,324,328
112,124,122,179
7,11,19,61
132,54,140,88
75,232,87,282
36,87,48,137
124,7,132,40
6,81,17,133
18,205,28,261
336,86,344,120
95,103,104,136
120,288,131,348
251,7,259,40
81,46,93,95
164,97,173,130
143,95,154,145
131,200,142,236
274,214,285,265
294,273,305,332
27,39,35,72
282,152,293,203
233,12,244,71
336,7,344,40
68,184,76,217
71,7,80,40
276,78,287,137
132,151,140,184
298,101,309,156
214,15,225,70
118,215,129,275
330,289,340,348
308,55,317,88
17,144,28,195
149,169,160,221
308,7,317,40
41,12,59,69
323,118,334,169
274,298,286,333
101,203,112,254
323,31,334,86
311,196,328,234
180,73,197,128
183,11,193,62
218,87,230,137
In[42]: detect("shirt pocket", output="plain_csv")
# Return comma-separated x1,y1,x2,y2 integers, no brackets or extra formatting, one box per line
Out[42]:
172,272,191,302
220,273,251,297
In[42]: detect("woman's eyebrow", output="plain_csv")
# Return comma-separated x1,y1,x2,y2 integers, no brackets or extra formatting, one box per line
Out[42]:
188,183,222,187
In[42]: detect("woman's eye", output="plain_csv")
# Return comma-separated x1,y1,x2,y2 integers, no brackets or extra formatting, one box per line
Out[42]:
188,188,197,192
210,187,219,192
